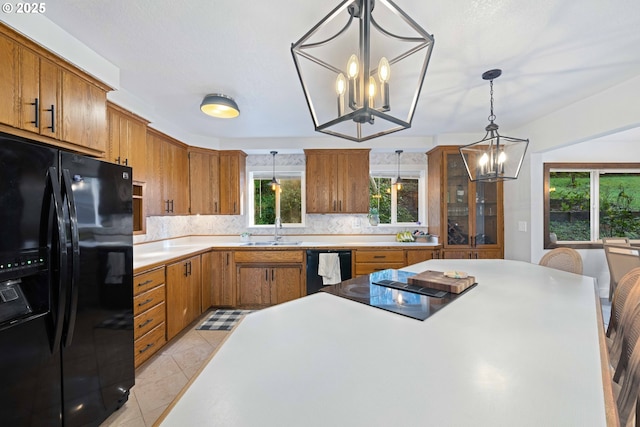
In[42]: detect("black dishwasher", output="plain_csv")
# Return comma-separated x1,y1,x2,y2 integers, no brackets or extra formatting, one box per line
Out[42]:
306,250,352,294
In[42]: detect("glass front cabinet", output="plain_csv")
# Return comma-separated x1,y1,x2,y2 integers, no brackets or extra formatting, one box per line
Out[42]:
427,146,504,259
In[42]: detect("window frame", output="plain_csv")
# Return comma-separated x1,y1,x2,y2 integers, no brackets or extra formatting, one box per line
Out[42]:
247,169,305,228
369,168,426,226
543,162,640,249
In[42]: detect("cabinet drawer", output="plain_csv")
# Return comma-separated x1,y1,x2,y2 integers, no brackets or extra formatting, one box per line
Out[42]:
355,250,405,263
133,284,165,316
234,250,304,263
355,262,406,276
135,321,166,368
134,267,165,295
134,301,166,340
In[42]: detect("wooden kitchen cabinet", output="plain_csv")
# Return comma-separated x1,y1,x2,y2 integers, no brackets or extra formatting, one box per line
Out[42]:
146,128,190,216
106,102,149,181
189,147,220,215
218,151,246,215
234,250,304,307
305,149,370,213
207,251,236,307
166,255,202,340
354,249,406,276
427,146,504,259
0,24,110,156
405,248,440,265
133,267,167,368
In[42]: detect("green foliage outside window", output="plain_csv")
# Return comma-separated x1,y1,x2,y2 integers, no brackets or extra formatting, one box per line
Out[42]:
253,177,302,225
369,176,419,224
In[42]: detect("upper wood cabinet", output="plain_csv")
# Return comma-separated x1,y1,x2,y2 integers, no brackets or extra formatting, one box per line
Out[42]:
304,149,370,214
0,24,110,157
106,102,149,182
218,151,246,215
427,145,504,259
189,147,220,215
146,128,189,216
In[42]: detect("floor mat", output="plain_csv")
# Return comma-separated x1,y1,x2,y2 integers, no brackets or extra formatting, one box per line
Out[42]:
196,309,256,331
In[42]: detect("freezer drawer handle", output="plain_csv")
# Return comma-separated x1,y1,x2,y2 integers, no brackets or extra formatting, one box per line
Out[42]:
137,279,153,287
139,343,155,354
138,298,153,307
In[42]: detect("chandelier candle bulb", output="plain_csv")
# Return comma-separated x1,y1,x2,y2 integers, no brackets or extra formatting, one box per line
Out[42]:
378,57,391,111
347,54,359,110
336,73,346,116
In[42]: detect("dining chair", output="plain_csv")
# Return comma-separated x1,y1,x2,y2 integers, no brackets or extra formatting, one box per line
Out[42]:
614,300,640,384
538,247,583,275
615,336,640,426
604,239,634,301
608,269,640,372
605,245,640,303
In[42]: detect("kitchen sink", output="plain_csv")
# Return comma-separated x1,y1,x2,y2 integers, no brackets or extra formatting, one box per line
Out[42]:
241,241,302,246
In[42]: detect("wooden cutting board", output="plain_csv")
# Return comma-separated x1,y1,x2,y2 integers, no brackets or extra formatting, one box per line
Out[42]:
407,270,476,294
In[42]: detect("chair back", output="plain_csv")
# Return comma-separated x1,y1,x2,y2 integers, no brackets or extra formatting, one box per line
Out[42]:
615,305,640,424
538,248,583,275
610,270,640,374
603,237,631,246
605,245,640,287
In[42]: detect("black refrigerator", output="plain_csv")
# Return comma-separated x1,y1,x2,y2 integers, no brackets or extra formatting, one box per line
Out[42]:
0,132,134,426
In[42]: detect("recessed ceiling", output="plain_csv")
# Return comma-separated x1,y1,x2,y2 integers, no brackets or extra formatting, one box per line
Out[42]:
42,0,640,146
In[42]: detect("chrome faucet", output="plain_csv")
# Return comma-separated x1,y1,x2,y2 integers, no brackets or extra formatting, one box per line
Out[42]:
274,217,282,241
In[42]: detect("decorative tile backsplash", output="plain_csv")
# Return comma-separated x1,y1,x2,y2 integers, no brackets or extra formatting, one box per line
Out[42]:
133,152,428,244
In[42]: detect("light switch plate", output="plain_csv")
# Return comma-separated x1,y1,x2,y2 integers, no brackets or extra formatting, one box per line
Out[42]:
518,221,527,232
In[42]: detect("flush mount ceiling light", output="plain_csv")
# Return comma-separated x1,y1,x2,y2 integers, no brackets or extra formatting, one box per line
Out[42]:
200,94,240,119
459,69,529,182
291,0,435,142
394,149,403,190
269,151,280,190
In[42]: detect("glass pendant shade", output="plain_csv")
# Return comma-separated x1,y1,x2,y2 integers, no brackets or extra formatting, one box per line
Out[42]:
459,69,529,182
291,0,435,142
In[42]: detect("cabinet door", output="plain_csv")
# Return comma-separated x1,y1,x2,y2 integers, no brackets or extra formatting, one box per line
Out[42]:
61,70,107,153
189,150,213,214
445,151,471,247
186,256,202,323
306,152,337,213
406,249,437,265
107,107,122,164
272,266,302,304
126,115,147,181
166,260,187,340
145,132,164,216
18,47,40,133
0,34,19,127
201,252,213,312
210,152,221,214
164,142,189,215
219,152,245,214
211,251,235,307
338,150,369,213
237,266,270,306
38,58,60,139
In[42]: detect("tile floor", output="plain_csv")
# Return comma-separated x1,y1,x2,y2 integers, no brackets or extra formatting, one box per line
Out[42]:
100,310,230,427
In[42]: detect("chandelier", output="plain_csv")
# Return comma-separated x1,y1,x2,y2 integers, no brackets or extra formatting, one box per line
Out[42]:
291,0,434,142
459,69,529,182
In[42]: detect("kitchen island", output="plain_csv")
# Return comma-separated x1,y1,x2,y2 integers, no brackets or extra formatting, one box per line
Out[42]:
157,259,613,426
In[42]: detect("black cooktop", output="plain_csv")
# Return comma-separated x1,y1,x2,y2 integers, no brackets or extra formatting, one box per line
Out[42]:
320,269,474,321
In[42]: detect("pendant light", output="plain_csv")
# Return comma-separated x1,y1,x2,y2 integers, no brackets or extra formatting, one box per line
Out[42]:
459,69,529,182
269,151,279,191
291,0,435,142
394,150,403,191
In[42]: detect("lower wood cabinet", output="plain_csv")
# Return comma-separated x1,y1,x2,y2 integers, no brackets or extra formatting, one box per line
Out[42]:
133,267,166,368
442,249,502,259
234,250,304,308
207,250,236,308
406,248,440,265
166,255,202,340
354,249,406,276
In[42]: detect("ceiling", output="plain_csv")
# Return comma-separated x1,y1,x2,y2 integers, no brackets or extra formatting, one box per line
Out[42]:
42,0,640,148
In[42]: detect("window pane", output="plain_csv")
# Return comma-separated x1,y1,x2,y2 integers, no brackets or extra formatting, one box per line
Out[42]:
370,177,391,224
279,177,302,224
254,179,275,225
397,179,419,223
549,171,590,241
599,172,640,239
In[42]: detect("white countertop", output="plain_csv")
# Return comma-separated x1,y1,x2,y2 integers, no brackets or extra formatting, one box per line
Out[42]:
158,259,606,426
133,236,440,270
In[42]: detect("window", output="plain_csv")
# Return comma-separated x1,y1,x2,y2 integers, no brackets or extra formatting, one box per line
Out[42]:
249,172,303,226
544,163,640,248
369,173,423,225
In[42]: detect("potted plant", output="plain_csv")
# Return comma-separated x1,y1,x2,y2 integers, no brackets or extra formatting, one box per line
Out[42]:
368,207,380,226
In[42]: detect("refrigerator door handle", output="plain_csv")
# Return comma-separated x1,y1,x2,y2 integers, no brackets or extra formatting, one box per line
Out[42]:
45,167,68,354
61,169,81,347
